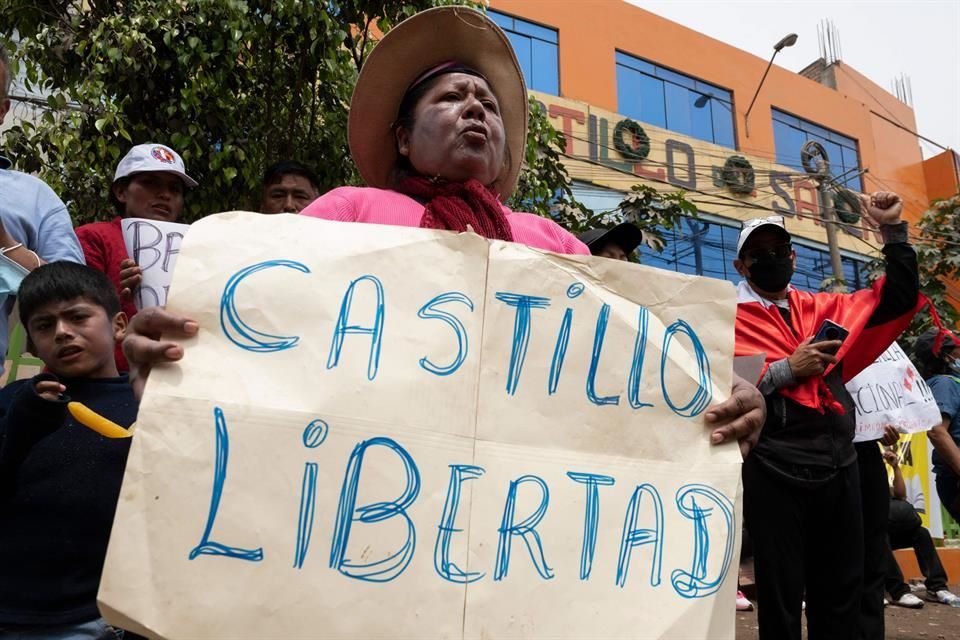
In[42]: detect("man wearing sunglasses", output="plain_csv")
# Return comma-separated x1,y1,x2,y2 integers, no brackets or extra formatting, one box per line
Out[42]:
733,193,921,640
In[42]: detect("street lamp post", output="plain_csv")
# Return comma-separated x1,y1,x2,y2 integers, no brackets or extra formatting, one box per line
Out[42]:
743,33,798,137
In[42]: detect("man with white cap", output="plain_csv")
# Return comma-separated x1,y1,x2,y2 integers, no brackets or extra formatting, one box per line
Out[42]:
75,143,197,371
0,42,85,375
732,192,921,640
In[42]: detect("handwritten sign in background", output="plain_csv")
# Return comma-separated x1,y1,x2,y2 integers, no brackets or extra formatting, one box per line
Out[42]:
121,218,189,310
99,213,741,639
846,341,941,443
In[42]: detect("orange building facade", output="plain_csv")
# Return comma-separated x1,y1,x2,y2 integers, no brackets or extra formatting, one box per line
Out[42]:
489,0,959,297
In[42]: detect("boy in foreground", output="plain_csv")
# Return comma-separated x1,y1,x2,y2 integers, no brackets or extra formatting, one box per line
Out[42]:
0,262,138,639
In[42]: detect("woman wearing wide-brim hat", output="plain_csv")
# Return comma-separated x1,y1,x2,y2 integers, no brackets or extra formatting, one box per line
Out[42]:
122,6,766,455
300,6,587,253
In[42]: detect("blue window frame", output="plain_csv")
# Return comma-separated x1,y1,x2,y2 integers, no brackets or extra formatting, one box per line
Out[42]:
489,10,559,95
772,109,863,190
638,217,869,291
615,51,735,148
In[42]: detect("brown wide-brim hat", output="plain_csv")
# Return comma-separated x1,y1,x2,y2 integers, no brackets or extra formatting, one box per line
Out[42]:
348,6,528,199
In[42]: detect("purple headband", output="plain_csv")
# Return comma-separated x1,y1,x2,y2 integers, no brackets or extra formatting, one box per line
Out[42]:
407,61,488,93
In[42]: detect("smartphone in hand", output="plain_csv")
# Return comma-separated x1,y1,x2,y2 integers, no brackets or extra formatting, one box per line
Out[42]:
813,319,849,354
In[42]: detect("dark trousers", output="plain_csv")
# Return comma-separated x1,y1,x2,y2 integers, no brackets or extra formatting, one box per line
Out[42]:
936,472,960,521
856,442,889,640
884,498,950,598
743,455,863,640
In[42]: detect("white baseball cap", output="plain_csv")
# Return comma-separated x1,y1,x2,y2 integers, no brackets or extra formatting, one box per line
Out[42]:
736,215,791,256
113,143,198,188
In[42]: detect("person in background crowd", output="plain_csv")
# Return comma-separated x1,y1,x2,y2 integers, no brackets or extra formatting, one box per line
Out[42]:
0,263,137,639
732,195,920,640
578,222,643,262
75,143,197,371
914,327,960,521
121,6,766,458
736,528,756,612
882,445,960,608
0,42,85,374
259,160,321,214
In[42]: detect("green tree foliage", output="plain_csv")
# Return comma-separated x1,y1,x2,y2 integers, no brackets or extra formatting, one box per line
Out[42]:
0,0,454,223
2,0,692,242
507,96,594,231
616,183,698,253
867,193,960,354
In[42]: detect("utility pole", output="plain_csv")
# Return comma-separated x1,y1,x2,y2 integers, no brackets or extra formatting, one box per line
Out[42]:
801,141,846,292
818,181,847,292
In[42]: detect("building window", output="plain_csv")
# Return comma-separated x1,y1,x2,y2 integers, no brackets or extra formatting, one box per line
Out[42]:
772,109,863,190
638,217,869,291
489,10,559,95
615,52,735,148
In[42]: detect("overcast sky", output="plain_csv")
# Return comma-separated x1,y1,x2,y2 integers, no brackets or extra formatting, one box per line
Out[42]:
630,0,960,159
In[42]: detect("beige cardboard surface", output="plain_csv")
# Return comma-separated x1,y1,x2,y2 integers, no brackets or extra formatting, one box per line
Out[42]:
99,212,741,639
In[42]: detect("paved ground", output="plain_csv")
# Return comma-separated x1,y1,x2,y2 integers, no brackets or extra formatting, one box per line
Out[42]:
735,585,960,639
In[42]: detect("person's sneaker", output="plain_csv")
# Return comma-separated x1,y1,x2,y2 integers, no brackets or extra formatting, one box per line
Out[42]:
909,582,926,594
736,590,754,611
892,593,924,608
931,589,960,607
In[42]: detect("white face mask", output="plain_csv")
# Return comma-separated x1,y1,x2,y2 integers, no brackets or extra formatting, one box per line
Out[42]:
0,252,29,300
949,357,960,376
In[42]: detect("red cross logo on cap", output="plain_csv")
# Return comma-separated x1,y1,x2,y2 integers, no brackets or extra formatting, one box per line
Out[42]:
151,146,176,163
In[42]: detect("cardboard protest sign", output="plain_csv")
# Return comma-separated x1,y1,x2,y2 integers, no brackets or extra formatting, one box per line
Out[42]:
846,341,941,443
121,218,190,310
99,212,742,639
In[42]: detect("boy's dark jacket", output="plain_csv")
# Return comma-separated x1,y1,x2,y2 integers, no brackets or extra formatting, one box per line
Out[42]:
0,373,137,626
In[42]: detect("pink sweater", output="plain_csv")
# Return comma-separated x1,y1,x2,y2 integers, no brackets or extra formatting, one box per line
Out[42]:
300,186,589,255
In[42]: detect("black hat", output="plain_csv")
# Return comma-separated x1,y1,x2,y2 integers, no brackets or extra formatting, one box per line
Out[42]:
916,328,959,360
578,222,644,256
914,327,959,378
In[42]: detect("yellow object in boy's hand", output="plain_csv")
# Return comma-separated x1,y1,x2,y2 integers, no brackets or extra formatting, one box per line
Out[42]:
67,402,133,439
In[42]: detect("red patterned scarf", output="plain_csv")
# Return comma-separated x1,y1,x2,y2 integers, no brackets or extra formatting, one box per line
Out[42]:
398,177,514,242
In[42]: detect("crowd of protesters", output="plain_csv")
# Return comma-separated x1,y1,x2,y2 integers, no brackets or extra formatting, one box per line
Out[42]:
1,7,959,640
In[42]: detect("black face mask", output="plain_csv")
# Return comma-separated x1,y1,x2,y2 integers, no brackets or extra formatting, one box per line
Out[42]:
748,256,793,292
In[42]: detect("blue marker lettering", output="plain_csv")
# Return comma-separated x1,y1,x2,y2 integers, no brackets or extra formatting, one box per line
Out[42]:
494,475,554,581
670,484,735,599
302,419,329,449
189,407,264,562
615,483,663,587
549,284,585,394
434,464,486,583
327,275,385,381
220,260,309,352
548,309,572,395
627,306,653,409
293,462,318,569
586,303,620,406
329,437,420,582
293,420,329,569
495,293,550,395
660,320,713,417
567,471,616,580
417,292,474,376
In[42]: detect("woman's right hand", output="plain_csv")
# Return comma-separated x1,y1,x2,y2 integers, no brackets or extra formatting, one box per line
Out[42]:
123,307,198,400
